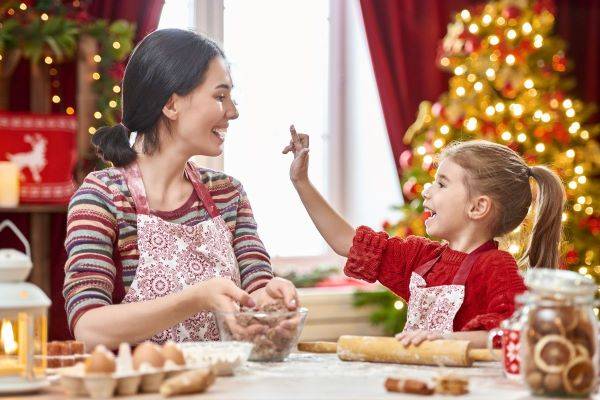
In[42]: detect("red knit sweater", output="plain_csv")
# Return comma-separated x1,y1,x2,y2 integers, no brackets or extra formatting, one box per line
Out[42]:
344,226,527,332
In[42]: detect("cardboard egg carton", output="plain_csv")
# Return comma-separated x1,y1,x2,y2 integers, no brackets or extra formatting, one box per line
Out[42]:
59,363,194,398
59,342,205,398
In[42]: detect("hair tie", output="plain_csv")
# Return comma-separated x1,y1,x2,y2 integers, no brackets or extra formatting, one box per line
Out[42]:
119,122,137,148
129,131,138,148
527,167,534,177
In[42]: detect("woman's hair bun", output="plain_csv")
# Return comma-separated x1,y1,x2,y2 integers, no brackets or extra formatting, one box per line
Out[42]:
91,124,137,167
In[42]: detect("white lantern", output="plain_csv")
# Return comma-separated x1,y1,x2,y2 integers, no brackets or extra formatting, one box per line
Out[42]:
0,220,51,394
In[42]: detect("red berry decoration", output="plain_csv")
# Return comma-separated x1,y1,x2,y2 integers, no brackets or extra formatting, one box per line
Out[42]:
402,178,419,200
502,82,517,98
503,5,522,20
565,250,579,265
399,149,414,170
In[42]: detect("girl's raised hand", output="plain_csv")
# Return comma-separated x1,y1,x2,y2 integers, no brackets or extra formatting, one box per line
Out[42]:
282,125,310,184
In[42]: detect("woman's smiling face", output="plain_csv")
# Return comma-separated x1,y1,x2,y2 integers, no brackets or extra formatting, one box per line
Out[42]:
171,56,239,157
421,159,471,241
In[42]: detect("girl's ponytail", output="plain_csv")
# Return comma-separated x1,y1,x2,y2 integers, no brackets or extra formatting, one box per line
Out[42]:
91,123,137,167
520,165,566,269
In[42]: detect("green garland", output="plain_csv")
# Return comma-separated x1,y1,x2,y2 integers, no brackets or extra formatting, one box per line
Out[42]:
353,290,407,336
84,19,134,127
0,1,134,138
276,266,339,288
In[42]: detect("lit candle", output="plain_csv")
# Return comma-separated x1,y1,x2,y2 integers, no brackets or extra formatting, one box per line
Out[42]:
0,162,20,207
2,319,18,355
0,320,21,376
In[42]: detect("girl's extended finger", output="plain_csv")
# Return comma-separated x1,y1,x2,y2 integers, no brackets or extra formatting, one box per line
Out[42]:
290,125,300,144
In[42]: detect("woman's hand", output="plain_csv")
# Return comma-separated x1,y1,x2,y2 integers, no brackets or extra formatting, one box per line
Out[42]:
251,277,299,310
184,277,255,313
282,125,310,184
395,330,444,347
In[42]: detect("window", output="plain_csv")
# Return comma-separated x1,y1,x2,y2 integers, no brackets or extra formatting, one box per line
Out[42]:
158,1,402,267
158,0,195,30
223,0,330,259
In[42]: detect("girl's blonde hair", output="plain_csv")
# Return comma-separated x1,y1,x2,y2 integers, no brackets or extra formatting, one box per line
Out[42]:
440,140,566,269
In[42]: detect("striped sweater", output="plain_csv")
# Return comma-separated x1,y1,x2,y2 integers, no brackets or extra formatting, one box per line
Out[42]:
63,164,273,333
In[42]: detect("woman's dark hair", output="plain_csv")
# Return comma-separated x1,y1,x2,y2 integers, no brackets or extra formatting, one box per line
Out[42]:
92,29,225,167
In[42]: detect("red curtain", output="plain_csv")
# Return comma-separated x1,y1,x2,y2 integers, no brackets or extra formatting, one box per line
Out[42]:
89,0,166,42
555,1,600,109
1,0,164,341
360,0,600,174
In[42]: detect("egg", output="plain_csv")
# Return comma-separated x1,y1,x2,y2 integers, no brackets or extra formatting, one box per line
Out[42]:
85,345,116,374
162,341,185,366
133,341,166,370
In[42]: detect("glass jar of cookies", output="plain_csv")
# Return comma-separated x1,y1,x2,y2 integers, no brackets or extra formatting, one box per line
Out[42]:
522,269,598,397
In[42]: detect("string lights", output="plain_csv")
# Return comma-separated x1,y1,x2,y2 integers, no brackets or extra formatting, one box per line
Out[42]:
384,1,598,282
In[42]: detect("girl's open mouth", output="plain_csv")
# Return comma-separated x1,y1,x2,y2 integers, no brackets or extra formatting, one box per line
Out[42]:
424,207,437,221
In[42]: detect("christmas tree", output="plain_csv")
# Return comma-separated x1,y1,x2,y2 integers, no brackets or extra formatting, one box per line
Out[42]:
356,0,599,333
392,0,599,273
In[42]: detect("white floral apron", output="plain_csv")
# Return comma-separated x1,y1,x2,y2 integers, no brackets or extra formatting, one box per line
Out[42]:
403,241,497,334
121,161,240,343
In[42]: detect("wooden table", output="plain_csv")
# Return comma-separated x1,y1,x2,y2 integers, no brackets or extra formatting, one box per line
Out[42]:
12,353,579,400
0,204,67,296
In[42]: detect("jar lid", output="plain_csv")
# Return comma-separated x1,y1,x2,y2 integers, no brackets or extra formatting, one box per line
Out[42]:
525,269,596,297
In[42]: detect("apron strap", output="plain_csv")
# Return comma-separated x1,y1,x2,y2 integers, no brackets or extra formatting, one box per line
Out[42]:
122,162,151,215
452,240,498,285
413,240,498,285
122,161,220,218
413,252,444,278
184,162,221,219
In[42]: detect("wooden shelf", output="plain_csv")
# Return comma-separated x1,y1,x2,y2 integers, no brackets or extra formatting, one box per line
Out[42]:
0,204,67,213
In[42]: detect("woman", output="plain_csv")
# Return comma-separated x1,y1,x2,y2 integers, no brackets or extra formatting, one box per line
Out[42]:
64,29,298,349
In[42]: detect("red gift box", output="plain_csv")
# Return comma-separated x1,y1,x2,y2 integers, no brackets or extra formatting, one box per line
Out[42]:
0,112,77,204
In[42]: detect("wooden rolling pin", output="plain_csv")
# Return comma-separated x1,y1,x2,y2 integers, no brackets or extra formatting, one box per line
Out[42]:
298,341,339,353
299,338,500,364
334,336,500,367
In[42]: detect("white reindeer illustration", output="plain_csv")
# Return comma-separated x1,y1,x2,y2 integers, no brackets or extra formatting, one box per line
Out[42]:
6,134,48,183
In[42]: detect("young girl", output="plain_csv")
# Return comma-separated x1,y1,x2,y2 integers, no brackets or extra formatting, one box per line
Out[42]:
63,29,298,350
283,128,565,348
